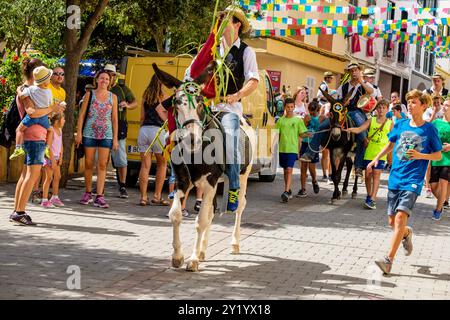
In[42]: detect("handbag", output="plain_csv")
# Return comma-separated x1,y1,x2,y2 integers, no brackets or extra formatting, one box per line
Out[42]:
76,92,93,159
363,118,387,148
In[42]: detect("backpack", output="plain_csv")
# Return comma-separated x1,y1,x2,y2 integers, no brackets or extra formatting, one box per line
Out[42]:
0,96,21,148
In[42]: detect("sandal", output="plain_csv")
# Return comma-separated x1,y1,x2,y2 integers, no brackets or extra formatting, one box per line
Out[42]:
151,197,170,206
139,199,149,206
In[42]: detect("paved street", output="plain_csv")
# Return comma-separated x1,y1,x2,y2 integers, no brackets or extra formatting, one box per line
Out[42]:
1,167,449,300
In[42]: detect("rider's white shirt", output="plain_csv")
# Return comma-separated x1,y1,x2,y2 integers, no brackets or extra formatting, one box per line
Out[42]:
185,37,259,117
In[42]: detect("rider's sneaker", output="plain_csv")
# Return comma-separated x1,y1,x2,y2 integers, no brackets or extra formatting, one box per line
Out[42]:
9,147,25,160
402,226,413,256
50,196,65,207
227,189,239,213
281,191,290,203
375,256,392,275
41,200,55,209
355,168,364,179
194,200,202,212
119,186,128,199
79,192,93,205
432,209,442,221
10,212,37,226
299,154,312,162
94,195,109,208
296,189,307,198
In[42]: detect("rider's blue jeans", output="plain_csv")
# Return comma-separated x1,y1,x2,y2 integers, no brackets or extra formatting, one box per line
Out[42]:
222,112,241,190
304,109,367,169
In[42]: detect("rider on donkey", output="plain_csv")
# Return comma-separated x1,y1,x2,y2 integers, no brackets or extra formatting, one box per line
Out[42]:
184,5,259,213
300,61,374,179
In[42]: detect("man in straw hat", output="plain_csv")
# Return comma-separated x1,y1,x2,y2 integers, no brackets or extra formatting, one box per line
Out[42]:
424,73,449,97
363,68,383,101
104,63,138,199
300,60,374,179
183,5,259,213
317,71,334,106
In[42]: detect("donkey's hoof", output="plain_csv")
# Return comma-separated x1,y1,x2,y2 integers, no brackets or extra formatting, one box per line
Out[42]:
342,190,348,197
198,252,206,261
186,260,199,272
351,192,357,199
172,256,184,268
231,244,240,254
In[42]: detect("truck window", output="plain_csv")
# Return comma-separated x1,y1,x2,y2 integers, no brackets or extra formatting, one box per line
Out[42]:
265,75,275,116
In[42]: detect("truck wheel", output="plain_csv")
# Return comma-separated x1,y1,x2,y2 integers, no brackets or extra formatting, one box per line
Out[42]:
258,142,278,182
258,172,276,182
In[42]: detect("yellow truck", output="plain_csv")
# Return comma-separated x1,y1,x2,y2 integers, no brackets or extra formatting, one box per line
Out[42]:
120,52,279,187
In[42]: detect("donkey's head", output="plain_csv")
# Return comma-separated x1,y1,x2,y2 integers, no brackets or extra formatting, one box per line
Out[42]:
319,87,351,141
152,63,215,153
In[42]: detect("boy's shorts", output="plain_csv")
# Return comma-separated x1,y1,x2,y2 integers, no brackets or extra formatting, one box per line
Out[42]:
22,114,50,130
362,159,385,170
300,142,319,163
279,153,298,169
429,166,450,183
387,189,418,217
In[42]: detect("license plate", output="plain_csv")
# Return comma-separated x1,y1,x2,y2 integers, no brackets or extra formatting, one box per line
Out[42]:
127,145,140,154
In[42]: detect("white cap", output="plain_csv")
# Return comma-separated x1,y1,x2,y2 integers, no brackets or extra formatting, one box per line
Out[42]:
104,64,117,74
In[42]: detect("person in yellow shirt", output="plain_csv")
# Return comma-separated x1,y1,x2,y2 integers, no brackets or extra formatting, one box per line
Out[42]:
49,66,66,104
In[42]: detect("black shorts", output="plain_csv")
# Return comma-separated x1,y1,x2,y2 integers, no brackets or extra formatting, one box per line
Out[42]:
429,166,450,183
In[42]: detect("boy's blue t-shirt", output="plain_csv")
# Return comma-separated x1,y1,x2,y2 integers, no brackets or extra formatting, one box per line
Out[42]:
388,118,442,194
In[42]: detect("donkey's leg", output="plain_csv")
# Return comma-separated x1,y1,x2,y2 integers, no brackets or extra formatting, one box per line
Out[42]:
342,157,351,197
170,188,190,268
186,181,215,272
335,155,347,200
352,168,358,199
231,166,251,254
199,184,218,262
331,150,342,201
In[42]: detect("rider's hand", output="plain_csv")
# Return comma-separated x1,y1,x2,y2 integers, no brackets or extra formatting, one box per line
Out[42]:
226,92,241,104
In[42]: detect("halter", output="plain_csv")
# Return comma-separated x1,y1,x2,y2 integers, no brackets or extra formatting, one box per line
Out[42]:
173,82,211,130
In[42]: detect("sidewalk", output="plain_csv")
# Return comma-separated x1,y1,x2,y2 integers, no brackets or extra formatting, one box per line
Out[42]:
0,169,449,300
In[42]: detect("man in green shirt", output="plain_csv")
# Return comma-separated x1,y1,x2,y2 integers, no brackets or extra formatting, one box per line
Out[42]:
275,97,309,202
430,97,450,220
105,64,138,198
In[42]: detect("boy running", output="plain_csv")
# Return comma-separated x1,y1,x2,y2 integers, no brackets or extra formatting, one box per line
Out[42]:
367,90,442,275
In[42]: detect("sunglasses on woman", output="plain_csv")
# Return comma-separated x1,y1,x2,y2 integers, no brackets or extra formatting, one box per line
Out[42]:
53,72,65,76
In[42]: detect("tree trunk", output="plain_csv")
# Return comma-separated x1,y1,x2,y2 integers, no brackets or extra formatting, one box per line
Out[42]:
60,0,109,187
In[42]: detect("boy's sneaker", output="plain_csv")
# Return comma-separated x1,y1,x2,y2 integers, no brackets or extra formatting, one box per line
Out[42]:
9,147,25,160
227,190,239,213
168,191,175,200
50,196,65,207
432,209,442,221
287,189,293,199
322,175,328,181
312,181,320,194
443,201,449,210
79,192,93,205
182,209,191,218
402,227,413,256
327,177,333,185
41,200,55,208
119,186,128,198
94,195,109,208
296,189,307,198
364,199,376,210
281,191,290,203
375,256,392,275
10,212,37,226
194,200,202,212
426,188,433,198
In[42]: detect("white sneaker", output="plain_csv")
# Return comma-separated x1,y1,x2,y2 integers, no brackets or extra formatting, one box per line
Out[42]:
426,189,433,199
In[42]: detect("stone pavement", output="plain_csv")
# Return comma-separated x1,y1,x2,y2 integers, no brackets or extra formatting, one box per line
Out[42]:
0,168,449,300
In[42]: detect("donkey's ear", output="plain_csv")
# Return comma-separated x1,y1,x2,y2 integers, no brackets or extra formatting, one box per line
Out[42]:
152,63,183,89
193,61,216,85
319,87,336,105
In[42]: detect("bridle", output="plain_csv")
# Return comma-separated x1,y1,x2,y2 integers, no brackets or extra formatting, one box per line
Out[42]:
173,82,210,130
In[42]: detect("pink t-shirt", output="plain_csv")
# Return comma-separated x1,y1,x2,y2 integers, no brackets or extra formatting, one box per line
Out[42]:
50,127,62,160
17,94,47,141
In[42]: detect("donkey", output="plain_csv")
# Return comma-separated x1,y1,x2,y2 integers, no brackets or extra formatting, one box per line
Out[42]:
319,88,359,203
152,63,255,272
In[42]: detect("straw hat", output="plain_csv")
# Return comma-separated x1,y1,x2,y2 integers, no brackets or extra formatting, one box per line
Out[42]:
104,64,117,74
221,5,251,34
431,73,444,81
346,61,361,71
33,66,53,86
323,71,333,77
363,68,376,77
